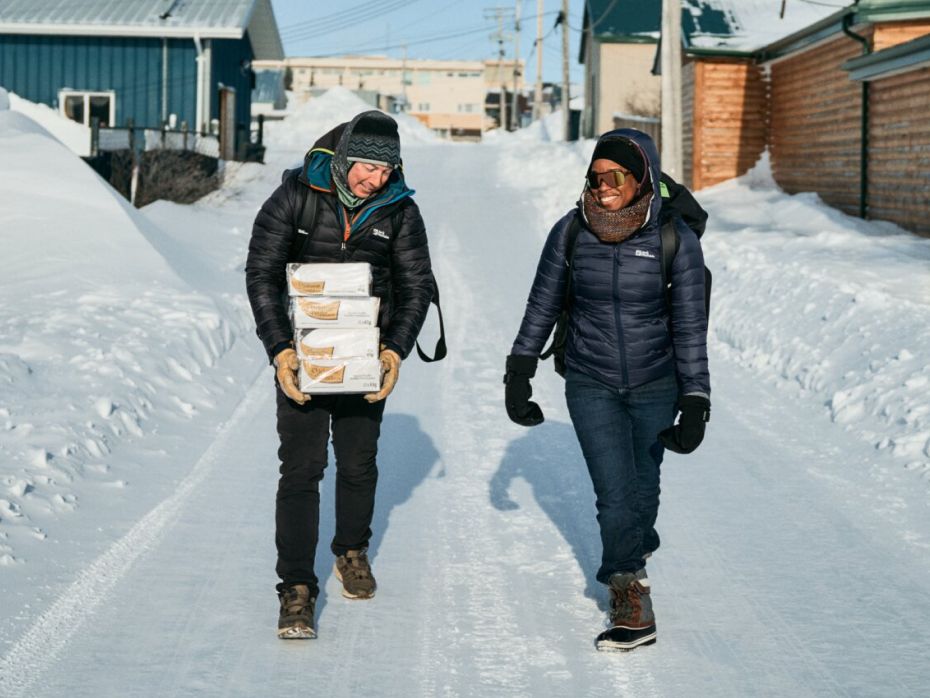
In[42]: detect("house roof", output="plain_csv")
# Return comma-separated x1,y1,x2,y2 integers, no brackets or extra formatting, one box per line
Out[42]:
579,0,661,62
680,0,846,53
0,0,284,59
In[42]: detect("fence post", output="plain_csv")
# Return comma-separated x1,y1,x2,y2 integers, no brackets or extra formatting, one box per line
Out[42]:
181,120,189,150
257,113,264,146
161,120,167,149
127,118,140,207
90,117,100,157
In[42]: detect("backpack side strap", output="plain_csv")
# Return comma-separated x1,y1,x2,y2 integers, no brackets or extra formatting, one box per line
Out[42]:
415,273,447,362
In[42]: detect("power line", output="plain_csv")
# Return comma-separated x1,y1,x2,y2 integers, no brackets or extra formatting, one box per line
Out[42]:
278,0,412,35
280,0,426,43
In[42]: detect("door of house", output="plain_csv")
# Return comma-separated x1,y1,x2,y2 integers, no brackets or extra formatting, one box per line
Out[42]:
219,86,236,160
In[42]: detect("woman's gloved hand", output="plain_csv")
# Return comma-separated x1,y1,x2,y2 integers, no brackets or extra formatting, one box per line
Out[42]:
365,347,401,403
274,347,308,405
659,395,710,454
504,354,544,426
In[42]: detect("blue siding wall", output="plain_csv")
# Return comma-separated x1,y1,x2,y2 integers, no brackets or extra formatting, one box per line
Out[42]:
211,37,254,131
0,34,199,128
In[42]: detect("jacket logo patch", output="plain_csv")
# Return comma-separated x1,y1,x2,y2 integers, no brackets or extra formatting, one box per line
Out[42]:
372,228,390,240
635,249,656,259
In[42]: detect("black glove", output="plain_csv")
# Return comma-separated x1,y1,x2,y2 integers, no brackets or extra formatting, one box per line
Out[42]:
504,354,544,427
659,395,710,454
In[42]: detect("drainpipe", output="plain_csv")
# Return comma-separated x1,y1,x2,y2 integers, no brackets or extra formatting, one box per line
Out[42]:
842,11,870,220
194,34,204,133
161,38,169,124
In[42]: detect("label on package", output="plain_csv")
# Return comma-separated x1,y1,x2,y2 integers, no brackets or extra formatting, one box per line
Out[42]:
299,358,382,394
295,328,380,360
287,262,371,297
291,296,380,328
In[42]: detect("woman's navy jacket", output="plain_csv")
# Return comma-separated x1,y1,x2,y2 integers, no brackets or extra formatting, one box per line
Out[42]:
511,129,710,398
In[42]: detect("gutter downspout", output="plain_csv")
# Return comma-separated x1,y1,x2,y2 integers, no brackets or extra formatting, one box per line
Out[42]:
842,11,870,220
194,34,204,134
161,38,168,124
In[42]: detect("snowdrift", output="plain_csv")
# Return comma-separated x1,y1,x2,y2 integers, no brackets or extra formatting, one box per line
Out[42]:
0,104,250,567
263,86,438,157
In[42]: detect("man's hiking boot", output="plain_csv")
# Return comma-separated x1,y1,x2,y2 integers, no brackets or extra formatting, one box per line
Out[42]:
277,584,316,639
595,568,656,651
334,549,376,599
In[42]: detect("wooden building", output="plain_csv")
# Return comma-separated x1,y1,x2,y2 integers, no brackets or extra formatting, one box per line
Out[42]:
676,0,930,236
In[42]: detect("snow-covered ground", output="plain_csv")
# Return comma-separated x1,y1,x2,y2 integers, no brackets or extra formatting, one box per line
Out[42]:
1,86,929,696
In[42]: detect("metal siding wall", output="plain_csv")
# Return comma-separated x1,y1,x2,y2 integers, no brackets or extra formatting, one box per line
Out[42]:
0,34,180,126
868,67,930,237
168,39,198,130
769,36,864,216
211,37,253,129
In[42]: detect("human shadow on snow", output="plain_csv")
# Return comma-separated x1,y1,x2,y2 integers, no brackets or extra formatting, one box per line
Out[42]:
489,421,607,608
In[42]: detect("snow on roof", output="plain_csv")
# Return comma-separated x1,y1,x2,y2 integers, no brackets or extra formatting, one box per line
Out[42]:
0,0,284,59
682,0,848,53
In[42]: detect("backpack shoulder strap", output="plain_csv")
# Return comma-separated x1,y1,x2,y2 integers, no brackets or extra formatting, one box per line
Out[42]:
414,273,447,363
288,186,321,262
659,219,680,308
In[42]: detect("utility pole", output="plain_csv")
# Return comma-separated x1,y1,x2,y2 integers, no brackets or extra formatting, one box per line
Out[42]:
660,0,682,178
561,0,570,140
533,0,543,121
511,0,522,130
485,6,514,131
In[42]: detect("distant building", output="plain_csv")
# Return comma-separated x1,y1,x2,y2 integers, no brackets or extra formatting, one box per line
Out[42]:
0,0,283,150
579,0,661,138
254,55,524,139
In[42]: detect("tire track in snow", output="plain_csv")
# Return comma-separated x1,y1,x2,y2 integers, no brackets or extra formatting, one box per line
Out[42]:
0,370,268,697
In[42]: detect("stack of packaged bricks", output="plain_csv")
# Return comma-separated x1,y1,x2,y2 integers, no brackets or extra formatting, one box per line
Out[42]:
287,262,382,394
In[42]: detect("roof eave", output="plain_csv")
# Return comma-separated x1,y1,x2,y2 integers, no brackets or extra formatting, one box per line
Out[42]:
843,32,930,80
0,23,244,39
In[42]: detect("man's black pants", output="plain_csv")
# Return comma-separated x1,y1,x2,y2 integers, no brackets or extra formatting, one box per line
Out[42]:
274,387,386,597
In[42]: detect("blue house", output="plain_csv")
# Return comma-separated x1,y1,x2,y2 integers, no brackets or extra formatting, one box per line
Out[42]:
0,0,283,145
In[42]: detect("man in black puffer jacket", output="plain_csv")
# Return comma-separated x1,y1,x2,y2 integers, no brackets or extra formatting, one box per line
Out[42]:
246,111,433,639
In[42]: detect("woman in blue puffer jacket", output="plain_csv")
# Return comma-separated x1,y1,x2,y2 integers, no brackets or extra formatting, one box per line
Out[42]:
504,128,710,652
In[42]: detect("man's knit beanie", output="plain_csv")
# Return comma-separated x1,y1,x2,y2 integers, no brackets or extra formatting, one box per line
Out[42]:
346,111,401,168
590,137,646,183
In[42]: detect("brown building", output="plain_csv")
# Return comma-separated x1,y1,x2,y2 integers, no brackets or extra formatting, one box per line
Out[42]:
677,0,930,237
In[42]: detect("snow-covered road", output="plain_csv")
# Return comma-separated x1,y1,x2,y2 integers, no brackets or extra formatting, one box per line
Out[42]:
4,129,930,697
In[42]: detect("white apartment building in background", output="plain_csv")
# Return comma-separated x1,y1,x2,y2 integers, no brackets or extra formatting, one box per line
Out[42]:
253,55,524,139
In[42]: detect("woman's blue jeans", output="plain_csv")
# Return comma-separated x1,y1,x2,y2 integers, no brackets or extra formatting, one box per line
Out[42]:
565,369,678,583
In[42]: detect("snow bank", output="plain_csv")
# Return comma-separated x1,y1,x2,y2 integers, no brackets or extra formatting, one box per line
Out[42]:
263,86,438,158
700,156,930,477
0,105,251,566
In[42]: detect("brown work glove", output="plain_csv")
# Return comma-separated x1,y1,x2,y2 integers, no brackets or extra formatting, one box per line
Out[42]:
364,346,401,403
274,347,308,405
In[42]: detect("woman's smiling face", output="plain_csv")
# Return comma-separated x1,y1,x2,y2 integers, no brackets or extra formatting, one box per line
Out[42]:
589,158,639,211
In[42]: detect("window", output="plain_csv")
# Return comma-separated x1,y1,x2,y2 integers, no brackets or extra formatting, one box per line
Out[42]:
59,90,115,127
416,103,430,112
458,104,475,113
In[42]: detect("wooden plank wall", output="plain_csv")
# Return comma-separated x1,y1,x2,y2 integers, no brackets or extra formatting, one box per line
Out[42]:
868,66,930,237
691,58,767,190
769,37,864,216
872,20,930,51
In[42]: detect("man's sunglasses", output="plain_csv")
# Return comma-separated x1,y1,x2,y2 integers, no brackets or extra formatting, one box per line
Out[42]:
587,169,632,190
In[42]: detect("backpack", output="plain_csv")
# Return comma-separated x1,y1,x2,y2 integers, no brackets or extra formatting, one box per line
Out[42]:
541,172,712,376
289,185,447,363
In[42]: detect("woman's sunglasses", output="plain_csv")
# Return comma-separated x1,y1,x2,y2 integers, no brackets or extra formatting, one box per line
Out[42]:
586,169,632,190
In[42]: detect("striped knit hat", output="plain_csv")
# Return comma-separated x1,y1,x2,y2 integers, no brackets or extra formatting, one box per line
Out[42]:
346,111,401,168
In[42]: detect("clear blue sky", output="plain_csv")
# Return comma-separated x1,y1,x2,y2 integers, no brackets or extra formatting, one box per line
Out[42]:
268,0,587,84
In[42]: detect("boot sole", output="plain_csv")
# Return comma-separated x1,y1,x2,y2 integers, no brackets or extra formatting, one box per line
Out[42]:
333,565,376,600
277,625,316,640
595,625,657,652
